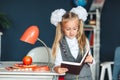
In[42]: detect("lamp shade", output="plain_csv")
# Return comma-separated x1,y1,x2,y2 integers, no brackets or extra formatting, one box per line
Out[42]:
20,25,52,67
20,25,39,44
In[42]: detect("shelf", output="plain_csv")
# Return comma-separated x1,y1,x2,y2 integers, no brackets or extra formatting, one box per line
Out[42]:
84,9,100,80
84,27,94,31
84,24,96,27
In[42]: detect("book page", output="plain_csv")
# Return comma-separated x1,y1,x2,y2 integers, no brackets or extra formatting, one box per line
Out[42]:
79,49,89,65
61,61,80,66
61,49,90,66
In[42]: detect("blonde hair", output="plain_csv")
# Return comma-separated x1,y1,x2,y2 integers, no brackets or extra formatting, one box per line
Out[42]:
52,12,87,59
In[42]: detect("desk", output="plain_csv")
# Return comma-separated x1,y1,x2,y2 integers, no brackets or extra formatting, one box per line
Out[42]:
0,61,64,80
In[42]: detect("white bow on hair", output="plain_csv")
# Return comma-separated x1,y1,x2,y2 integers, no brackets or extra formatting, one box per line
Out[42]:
50,6,88,26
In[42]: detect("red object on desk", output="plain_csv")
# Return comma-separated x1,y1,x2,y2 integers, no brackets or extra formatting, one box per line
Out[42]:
59,76,64,80
32,65,50,71
22,56,32,65
20,25,39,44
6,63,50,72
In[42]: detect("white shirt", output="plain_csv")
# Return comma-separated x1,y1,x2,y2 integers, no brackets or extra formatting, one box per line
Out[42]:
54,37,93,66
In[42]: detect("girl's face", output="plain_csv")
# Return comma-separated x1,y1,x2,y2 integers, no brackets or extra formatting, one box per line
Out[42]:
62,19,79,39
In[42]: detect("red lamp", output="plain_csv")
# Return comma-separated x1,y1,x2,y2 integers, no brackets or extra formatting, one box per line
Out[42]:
20,25,39,44
20,25,51,67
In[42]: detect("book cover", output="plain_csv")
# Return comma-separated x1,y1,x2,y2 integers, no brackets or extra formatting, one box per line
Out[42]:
61,49,89,75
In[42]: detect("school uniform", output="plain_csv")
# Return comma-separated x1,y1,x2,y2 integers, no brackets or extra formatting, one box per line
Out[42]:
54,36,93,80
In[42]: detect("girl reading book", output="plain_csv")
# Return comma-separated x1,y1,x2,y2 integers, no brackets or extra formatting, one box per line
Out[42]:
50,6,94,80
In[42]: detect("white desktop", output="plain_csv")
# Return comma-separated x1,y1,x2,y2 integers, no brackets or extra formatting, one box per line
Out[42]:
0,61,64,80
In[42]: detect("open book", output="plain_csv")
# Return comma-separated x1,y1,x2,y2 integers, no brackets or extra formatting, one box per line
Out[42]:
61,49,89,75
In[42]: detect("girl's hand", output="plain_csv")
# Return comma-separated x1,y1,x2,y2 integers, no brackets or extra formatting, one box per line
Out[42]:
84,55,93,63
54,66,68,74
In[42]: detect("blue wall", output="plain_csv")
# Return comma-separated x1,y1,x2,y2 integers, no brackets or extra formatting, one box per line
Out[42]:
0,0,73,61
100,0,120,62
1,0,120,64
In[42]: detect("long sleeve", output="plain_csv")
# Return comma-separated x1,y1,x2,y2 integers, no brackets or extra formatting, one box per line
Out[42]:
54,46,63,66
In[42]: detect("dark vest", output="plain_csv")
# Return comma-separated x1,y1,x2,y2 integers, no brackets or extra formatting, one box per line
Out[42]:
60,37,83,63
60,37,92,80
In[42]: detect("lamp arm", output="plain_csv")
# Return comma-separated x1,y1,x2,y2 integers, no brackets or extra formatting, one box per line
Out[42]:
37,38,51,66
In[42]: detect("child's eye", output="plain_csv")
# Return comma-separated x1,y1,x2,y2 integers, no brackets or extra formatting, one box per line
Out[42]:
73,28,78,30
66,28,70,30
73,28,77,30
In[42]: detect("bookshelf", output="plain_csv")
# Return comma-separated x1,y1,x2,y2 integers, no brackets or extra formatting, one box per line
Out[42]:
84,9,100,80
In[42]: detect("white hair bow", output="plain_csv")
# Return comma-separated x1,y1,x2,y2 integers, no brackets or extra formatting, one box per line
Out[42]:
50,6,88,26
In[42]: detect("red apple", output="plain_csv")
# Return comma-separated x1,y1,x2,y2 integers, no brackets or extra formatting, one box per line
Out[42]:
22,56,32,65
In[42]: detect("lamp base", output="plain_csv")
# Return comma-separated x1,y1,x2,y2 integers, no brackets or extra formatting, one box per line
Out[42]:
32,65,50,71
6,63,50,72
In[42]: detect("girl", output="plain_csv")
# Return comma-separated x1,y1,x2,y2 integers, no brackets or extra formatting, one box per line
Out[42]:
50,6,94,80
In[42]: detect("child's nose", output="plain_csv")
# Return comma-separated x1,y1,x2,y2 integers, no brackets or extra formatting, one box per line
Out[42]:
70,30,74,35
